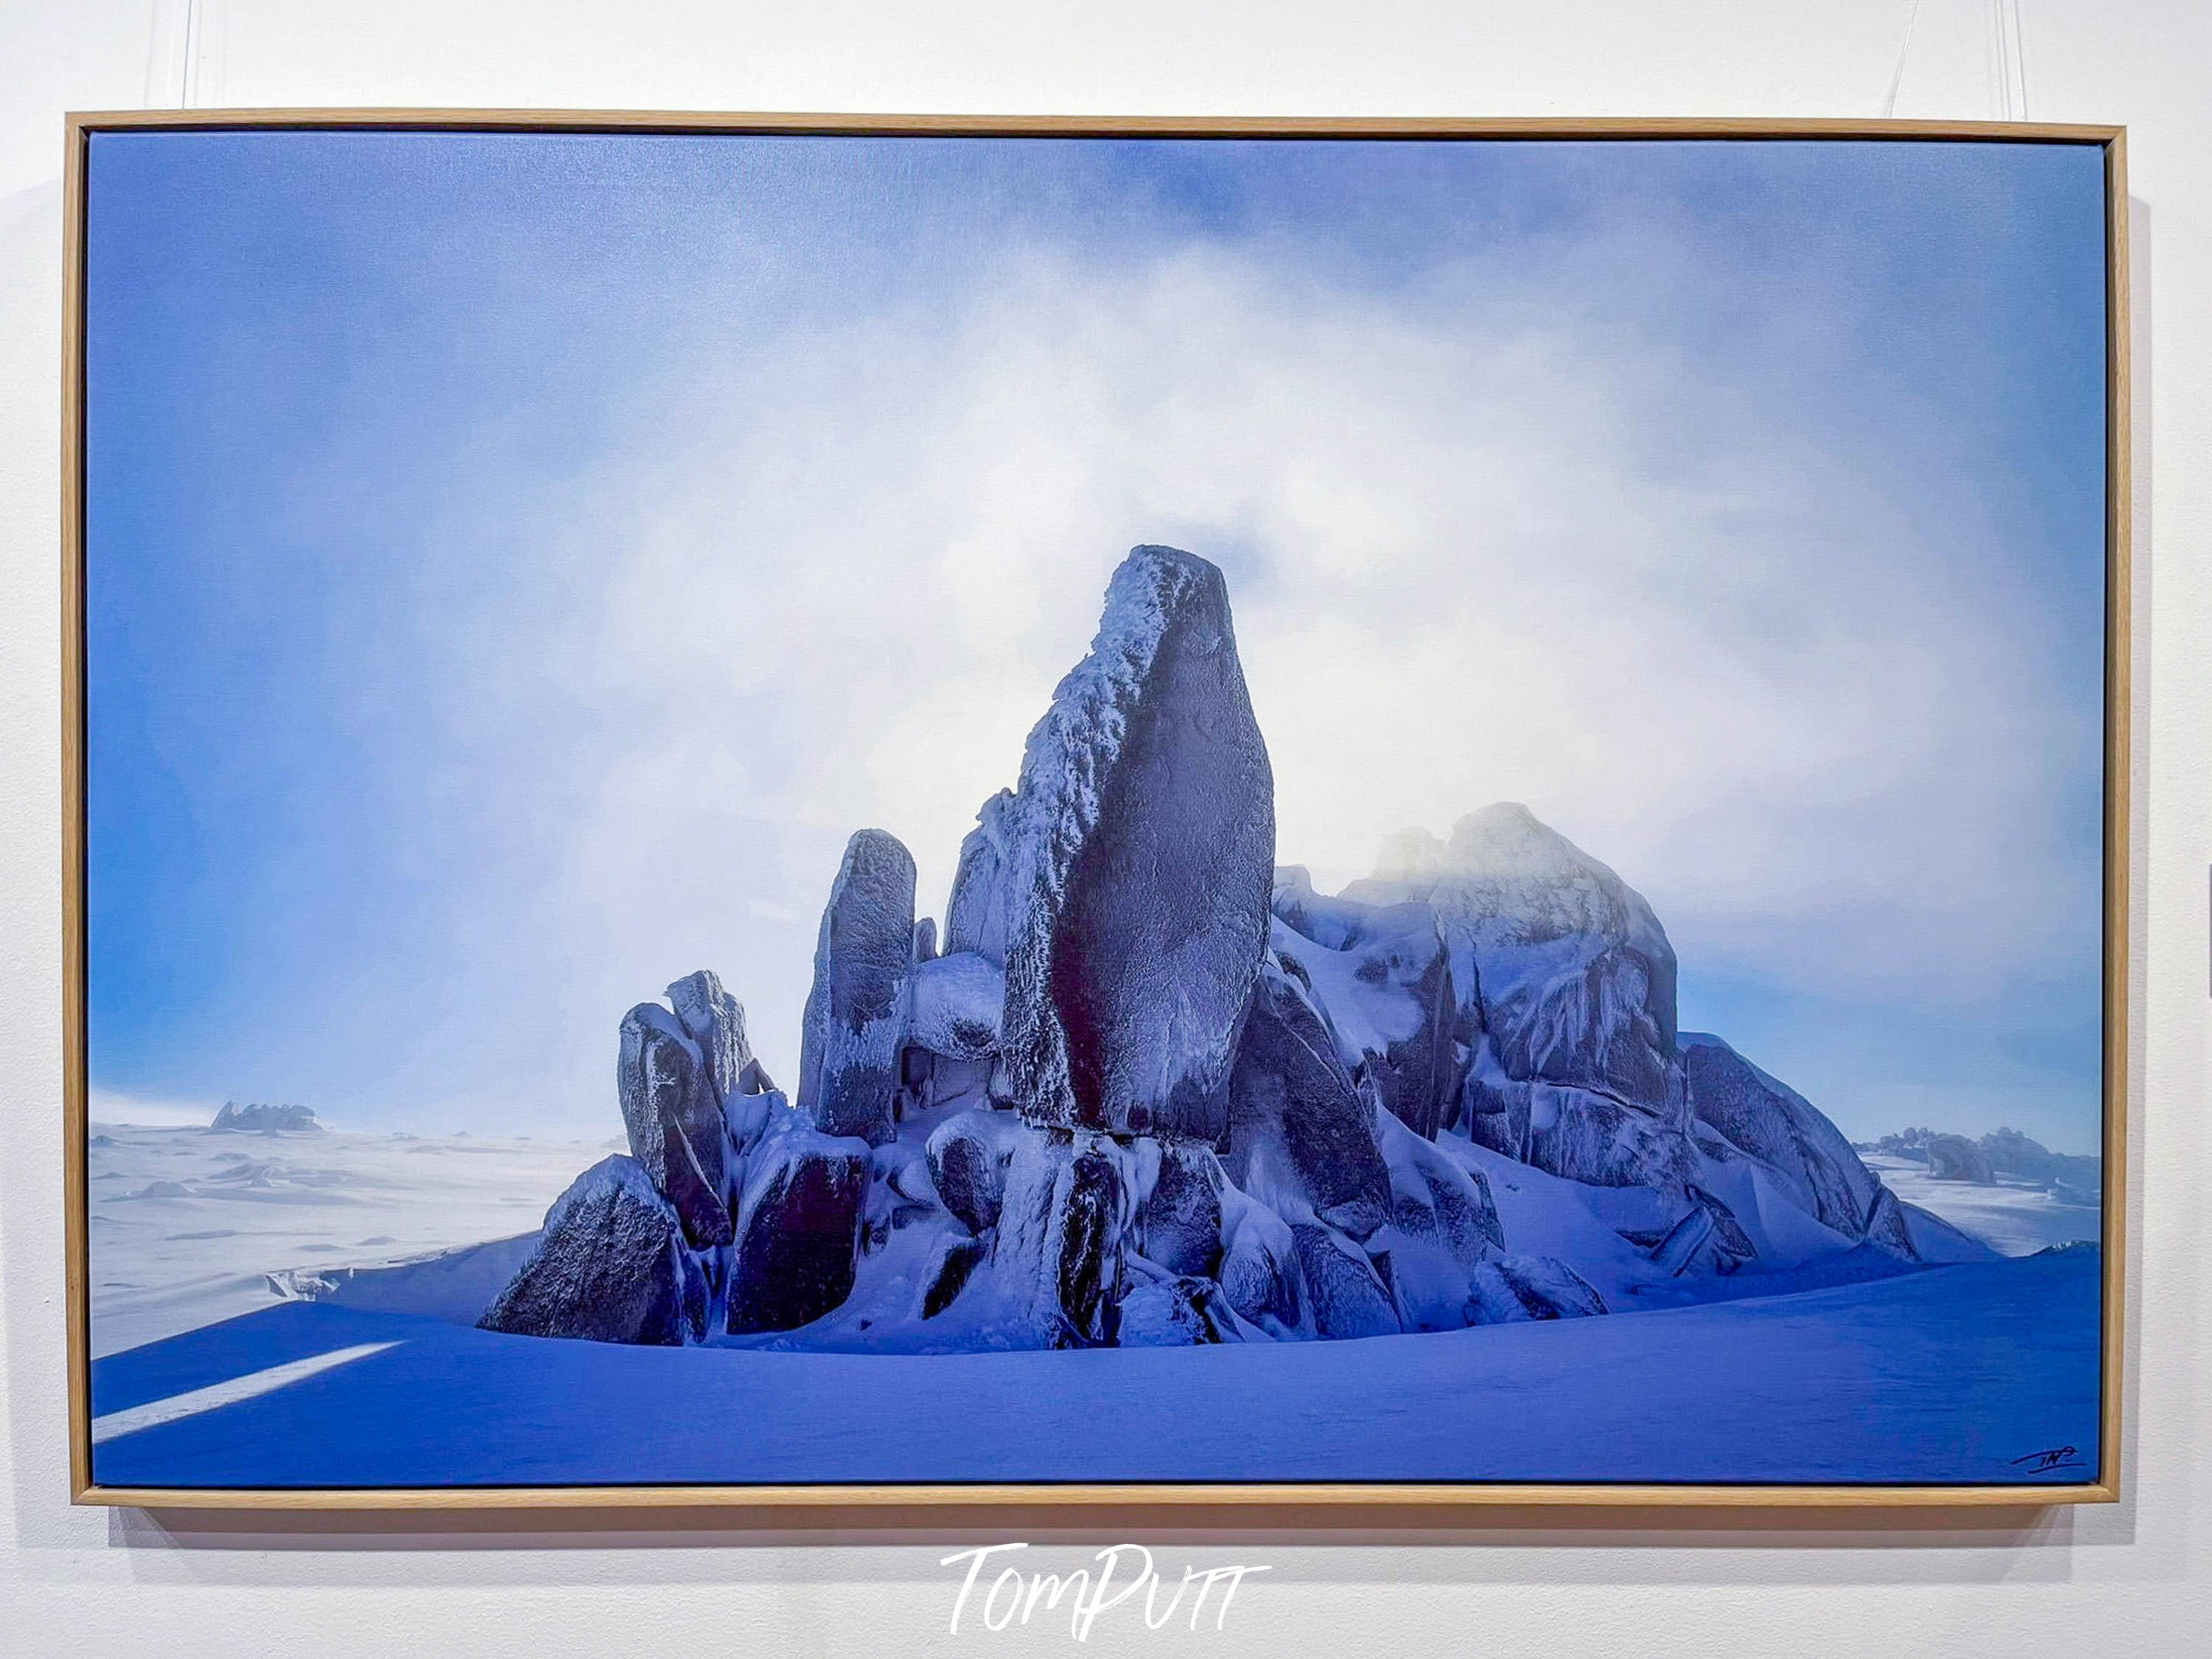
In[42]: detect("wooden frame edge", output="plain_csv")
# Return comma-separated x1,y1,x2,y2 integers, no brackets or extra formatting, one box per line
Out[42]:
60,111,2132,1515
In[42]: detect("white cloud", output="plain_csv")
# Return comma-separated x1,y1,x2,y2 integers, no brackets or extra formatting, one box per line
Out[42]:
395,235,2097,1121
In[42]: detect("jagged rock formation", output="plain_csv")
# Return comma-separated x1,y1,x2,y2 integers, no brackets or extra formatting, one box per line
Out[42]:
798,829,917,1146
209,1101,321,1133
994,544,1275,1145
479,1157,707,1345
485,544,1938,1353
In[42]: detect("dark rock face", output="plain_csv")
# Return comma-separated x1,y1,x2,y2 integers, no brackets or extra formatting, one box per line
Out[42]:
798,828,917,1146
1053,1150,1126,1346
1221,961,1394,1239
1682,1033,1890,1241
997,546,1275,1144
617,1003,732,1248
926,1108,1013,1236
479,1157,706,1345
919,1231,986,1319
1140,1142,1225,1278
993,1134,1133,1346
724,1110,870,1334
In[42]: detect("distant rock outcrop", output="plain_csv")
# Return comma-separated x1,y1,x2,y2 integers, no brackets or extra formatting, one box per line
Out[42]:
209,1101,322,1134
483,544,1938,1353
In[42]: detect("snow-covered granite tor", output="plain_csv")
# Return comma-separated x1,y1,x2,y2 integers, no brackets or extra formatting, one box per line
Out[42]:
483,544,1986,1353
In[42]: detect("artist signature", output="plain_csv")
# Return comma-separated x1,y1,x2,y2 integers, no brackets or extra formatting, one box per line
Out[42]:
2011,1446,2090,1473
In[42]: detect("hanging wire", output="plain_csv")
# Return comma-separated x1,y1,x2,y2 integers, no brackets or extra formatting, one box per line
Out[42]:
1882,0,1924,120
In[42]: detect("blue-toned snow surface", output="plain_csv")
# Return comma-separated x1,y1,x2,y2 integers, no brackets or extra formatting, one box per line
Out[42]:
92,1250,2099,1489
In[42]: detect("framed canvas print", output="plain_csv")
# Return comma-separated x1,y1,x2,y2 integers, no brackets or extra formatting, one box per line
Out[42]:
63,113,2128,1509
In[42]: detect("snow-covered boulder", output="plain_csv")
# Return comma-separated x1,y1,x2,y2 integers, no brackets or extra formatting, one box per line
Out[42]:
925,1106,1020,1235
1221,960,1395,1240
996,545,1275,1144
993,1133,1134,1347
668,969,772,1102
617,1002,732,1248
1138,1140,1226,1278
798,828,917,1146
1469,1252,1607,1323
1267,892,1461,1140
1352,801,1679,1115
724,1101,871,1334
1681,1033,1901,1248
1289,1222,1400,1340
479,1156,707,1345
906,950,1004,1061
1116,1271,1237,1345
1216,1187,1306,1335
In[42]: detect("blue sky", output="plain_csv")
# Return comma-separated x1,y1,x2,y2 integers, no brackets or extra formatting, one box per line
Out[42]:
83,131,2107,1150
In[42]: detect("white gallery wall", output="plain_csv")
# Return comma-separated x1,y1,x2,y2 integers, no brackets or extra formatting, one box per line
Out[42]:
1,2,2206,1655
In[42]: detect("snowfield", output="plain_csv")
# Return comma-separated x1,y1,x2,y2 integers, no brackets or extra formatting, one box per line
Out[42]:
87,1120,2102,1488
90,1250,2100,1488
86,1123,607,1358
1860,1154,2102,1258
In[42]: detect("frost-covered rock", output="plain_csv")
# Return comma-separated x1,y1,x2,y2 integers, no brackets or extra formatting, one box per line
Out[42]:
1353,801,1679,1117
1217,1188,1306,1335
1117,1272,1237,1345
1139,1141,1226,1278
798,828,917,1146
724,1101,871,1334
945,788,1018,968
1289,1222,1400,1340
906,950,1004,1061
997,546,1275,1143
668,969,771,1104
1267,893,1460,1140
1221,960,1394,1239
479,1156,707,1345
617,1002,732,1248
925,1106,1021,1235
1681,1033,1898,1247
1469,1253,1607,1323
993,1134,1133,1347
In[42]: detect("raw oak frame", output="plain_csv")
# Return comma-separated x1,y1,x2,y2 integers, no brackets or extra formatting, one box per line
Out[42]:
58,110,2133,1513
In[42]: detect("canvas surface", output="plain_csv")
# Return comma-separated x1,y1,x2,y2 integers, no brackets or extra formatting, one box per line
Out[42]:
75,126,2110,1491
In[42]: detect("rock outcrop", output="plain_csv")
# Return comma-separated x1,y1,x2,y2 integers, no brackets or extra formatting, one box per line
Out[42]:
798,828,917,1146
482,542,1931,1355
617,1002,732,1248
209,1101,321,1133
479,1157,707,1345
996,546,1275,1144
724,1102,870,1334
